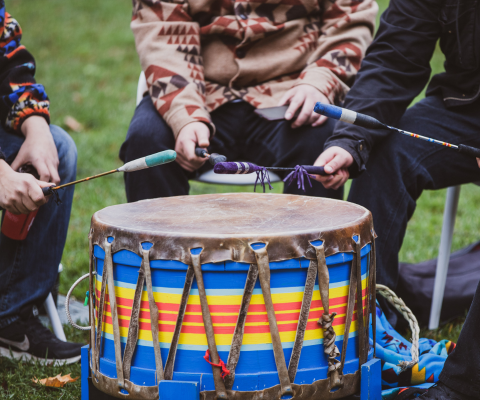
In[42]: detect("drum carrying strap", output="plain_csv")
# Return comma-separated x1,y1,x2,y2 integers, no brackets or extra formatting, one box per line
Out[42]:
313,242,342,389
225,264,259,390
340,236,368,372
94,241,109,380
164,264,195,380
288,260,317,383
252,245,293,398
123,248,147,381
105,239,125,388
191,251,228,399
123,246,165,384
370,236,377,358
354,237,368,366
88,232,96,373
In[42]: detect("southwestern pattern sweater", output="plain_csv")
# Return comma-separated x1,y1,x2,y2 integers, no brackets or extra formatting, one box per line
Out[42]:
0,0,49,134
132,0,378,138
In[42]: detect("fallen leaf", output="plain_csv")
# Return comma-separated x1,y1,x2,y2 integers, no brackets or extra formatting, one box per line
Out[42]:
32,373,79,388
64,116,83,132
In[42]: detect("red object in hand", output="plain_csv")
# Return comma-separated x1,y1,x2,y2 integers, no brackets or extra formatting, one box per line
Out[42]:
1,164,41,240
1,209,39,240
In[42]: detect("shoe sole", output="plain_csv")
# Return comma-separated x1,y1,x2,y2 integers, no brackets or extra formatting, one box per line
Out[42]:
0,346,81,365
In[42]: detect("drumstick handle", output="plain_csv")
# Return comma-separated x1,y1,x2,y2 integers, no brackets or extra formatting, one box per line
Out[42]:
195,147,208,158
314,103,386,130
458,144,480,158
302,166,327,176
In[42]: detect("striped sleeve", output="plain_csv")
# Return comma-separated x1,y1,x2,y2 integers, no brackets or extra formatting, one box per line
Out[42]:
295,0,378,104
0,3,50,134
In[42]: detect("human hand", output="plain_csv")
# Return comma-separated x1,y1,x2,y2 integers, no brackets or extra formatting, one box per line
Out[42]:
175,122,210,172
477,158,480,168
0,160,52,214
312,146,354,190
11,116,60,184
278,84,330,128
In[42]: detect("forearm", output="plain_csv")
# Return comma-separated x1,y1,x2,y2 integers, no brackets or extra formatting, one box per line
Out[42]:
297,0,378,103
0,12,50,134
131,0,214,138
324,0,441,175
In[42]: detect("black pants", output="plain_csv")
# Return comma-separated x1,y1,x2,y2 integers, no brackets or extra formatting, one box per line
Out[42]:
120,97,342,201
347,95,480,395
348,95,480,296
439,281,480,397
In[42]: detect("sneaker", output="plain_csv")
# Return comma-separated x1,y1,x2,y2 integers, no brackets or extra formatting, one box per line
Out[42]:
0,315,82,365
397,382,477,400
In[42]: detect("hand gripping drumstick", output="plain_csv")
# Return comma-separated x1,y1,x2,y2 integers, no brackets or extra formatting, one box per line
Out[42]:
195,147,227,165
314,103,480,159
42,149,177,197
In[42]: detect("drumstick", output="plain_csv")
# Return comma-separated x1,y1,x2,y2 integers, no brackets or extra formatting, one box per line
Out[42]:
195,147,227,165
213,161,327,176
314,103,480,159
42,150,177,196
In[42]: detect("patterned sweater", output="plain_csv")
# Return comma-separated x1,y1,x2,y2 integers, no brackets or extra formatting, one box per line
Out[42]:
0,0,49,135
132,0,378,138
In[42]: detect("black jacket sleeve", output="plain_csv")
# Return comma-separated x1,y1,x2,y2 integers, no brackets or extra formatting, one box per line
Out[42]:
323,0,442,176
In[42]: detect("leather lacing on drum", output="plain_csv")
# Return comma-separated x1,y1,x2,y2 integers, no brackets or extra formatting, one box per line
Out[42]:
88,234,377,400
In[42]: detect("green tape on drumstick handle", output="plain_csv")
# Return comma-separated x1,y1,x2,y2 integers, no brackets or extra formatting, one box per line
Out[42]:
119,149,177,172
43,150,177,197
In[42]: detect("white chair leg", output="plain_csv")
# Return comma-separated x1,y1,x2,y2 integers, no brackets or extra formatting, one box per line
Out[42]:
136,71,147,106
44,292,67,342
428,185,461,330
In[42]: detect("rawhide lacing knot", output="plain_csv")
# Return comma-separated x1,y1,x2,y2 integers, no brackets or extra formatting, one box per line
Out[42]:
319,312,342,387
377,284,419,371
45,186,62,205
203,349,230,379
254,166,273,193
283,165,313,192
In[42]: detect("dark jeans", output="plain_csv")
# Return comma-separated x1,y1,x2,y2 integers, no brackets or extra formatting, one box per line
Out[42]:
348,95,480,395
439,281,480,397
0,125,77,328
349,95,480,291
120,97,342,201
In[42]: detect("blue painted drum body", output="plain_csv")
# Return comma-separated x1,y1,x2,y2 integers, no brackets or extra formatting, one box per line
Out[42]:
89,193,376,399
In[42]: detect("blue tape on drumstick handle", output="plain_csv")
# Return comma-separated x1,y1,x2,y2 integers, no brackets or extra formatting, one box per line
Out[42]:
314,103,385,129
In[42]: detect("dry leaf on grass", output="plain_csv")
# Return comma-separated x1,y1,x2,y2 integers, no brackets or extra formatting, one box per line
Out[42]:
32,373,79,388
64,116,83,132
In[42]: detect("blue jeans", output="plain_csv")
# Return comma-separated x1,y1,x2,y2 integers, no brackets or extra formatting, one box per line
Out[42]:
0,125,77,329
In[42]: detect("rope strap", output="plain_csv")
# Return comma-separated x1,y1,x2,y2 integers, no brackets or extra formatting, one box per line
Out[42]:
204,350,230,379
376,284,420,371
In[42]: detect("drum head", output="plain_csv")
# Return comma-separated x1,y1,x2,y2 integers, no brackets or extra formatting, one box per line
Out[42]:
91,193,374,264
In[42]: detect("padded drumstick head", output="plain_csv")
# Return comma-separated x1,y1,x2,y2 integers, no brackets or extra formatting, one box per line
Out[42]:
214,162,256,174
118,150,177,172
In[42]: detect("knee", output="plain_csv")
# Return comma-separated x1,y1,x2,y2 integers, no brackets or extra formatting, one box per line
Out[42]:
50,125,77,181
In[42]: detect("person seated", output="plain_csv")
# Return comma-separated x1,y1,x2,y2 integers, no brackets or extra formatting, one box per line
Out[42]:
313,0,480,397
120,0,378,201
0,1,81,364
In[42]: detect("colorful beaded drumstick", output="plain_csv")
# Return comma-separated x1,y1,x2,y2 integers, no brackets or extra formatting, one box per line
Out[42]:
195,147,227,165
213,161,327,192
314,103,480,159
42,150,177,198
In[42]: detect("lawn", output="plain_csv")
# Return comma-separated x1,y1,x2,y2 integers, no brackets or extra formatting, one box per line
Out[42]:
0,0,477,398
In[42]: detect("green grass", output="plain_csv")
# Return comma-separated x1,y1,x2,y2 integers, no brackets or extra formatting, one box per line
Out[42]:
0,0,477,398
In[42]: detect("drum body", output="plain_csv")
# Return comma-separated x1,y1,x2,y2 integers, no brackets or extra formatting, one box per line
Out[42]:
88,194,376,400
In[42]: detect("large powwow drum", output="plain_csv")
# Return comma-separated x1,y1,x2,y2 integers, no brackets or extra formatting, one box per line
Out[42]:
88,193,377,399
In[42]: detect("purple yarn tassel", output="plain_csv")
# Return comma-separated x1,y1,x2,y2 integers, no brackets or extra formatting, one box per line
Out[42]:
283,165,313,192
254,167,273,193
